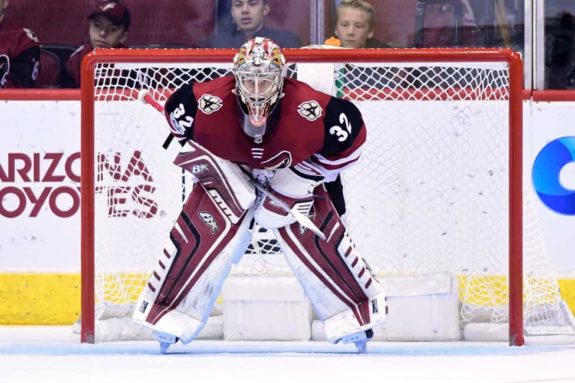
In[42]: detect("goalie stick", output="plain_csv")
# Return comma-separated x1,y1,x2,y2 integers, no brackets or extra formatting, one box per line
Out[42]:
139,90,326,241
238,166,326,241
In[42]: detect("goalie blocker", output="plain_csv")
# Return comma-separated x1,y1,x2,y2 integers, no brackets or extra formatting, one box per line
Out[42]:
131,142,387,348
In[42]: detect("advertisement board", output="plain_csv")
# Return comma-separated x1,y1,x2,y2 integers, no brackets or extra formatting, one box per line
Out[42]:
1,98,574,323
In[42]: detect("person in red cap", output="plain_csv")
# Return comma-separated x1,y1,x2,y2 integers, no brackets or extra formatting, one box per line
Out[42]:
0,0,40,88
61,0,131,88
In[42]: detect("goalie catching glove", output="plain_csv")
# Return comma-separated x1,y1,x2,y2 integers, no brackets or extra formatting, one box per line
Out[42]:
254,167,323,229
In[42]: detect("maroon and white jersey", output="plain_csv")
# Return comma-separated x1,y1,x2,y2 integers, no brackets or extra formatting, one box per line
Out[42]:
63,42,129,88
164,76,366,182
63,43,94,89
0,19,40,88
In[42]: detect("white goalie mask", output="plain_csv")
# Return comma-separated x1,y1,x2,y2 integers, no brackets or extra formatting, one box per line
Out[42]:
233,37,286,143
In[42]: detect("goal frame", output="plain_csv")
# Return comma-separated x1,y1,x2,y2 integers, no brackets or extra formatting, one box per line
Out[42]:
80,48,524,345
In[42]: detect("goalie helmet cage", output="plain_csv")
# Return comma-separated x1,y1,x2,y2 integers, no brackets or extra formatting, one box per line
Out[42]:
81,48,528,345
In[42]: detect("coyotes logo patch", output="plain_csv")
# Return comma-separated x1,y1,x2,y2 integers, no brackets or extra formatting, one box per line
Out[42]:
261,150,292,170
198,94,223,114
298,100,322,121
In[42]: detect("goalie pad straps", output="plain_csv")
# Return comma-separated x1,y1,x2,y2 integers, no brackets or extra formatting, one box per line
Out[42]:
273,187,387,343
132,182,253,343
174,140,255,224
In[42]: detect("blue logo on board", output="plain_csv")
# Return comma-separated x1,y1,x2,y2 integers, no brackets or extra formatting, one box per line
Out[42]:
532,136,575,215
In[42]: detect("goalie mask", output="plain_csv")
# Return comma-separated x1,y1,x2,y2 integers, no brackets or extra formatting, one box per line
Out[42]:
233,37,286,143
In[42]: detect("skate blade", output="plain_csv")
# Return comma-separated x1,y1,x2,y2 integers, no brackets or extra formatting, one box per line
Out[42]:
341,329,373,354
153,331,178,353
355,340,368,354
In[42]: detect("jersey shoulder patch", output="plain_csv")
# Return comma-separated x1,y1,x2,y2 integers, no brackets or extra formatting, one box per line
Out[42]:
195,76,234,115
297,100,323,121
283,78,329,123
198,93,223,114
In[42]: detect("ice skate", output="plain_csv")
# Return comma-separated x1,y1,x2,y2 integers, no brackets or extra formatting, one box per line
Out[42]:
153,330,178,353
341,328,374,354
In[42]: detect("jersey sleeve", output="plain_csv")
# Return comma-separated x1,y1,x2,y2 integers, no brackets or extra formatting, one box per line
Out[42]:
62,44,89,88
295,97,366,182
163,82,198,141
12,45,40,88
3,27,40,88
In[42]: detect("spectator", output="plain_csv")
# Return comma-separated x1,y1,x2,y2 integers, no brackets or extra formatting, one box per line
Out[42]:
546,11,575,89
0,0,40,88
417,0,479,48
325,0,391,48
61,0,130,88
199,0,301,48
323,1,394,214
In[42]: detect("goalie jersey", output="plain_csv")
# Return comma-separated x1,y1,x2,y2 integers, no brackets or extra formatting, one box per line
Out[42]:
164,76,366,182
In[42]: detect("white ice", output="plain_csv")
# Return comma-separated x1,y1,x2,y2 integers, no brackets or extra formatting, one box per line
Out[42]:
2,326,575,383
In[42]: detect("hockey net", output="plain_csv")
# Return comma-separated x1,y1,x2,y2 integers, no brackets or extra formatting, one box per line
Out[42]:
80,48,574,345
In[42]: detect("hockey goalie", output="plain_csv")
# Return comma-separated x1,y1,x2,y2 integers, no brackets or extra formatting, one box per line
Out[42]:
131,37,387,352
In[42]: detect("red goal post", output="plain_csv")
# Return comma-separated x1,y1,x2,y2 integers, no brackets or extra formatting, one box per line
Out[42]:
80,48,525,345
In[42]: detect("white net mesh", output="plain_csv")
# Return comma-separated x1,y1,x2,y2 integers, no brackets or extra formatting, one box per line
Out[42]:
85,50,574,340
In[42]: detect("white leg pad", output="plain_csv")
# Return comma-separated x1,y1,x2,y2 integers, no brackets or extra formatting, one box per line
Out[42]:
271,187,388,345
151,310,205,343
323,291,387,343
131,184,254,344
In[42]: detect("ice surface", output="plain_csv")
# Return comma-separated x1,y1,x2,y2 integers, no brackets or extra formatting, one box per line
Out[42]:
1,326,575,383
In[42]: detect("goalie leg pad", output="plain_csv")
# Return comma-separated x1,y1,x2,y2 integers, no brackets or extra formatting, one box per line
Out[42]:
174,140,256,224
132,184,253,343
272,187,387,344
